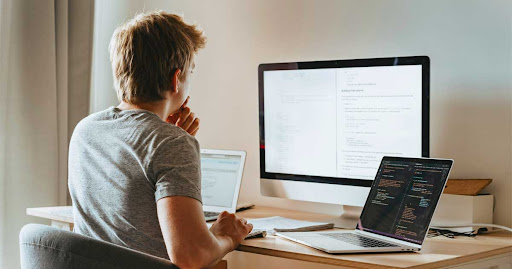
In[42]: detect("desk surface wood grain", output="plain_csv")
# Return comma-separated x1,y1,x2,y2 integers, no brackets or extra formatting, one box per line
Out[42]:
27,205,512,268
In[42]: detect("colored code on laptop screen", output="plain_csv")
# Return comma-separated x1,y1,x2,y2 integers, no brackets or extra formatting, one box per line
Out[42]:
358,158,452,244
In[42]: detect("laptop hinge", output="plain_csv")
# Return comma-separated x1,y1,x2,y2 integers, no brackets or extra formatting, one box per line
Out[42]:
356,229,422,249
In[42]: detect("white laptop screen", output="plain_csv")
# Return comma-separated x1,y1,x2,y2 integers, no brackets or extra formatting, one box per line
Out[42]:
357,157,453,245
201,153,242,208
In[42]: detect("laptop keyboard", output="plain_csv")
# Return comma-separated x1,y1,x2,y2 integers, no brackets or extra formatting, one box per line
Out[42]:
204,211,219,218
321,233,400,248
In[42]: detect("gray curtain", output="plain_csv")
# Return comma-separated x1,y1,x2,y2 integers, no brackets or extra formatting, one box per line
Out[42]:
0,0,94,267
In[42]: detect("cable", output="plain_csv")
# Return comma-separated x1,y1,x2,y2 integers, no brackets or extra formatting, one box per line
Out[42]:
431,223,512,233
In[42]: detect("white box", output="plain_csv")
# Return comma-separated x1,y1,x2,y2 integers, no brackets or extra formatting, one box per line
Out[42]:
431,194,494,233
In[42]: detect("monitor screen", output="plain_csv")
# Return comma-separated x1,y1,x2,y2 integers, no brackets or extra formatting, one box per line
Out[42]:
259,56,430,186
357,157,453,244
201,153,242,207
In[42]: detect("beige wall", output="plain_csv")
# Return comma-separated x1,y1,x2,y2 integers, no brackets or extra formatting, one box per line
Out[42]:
91,0,512,231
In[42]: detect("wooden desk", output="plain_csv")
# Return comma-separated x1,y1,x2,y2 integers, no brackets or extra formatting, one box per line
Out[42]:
27,206,512,269
27,206,74,230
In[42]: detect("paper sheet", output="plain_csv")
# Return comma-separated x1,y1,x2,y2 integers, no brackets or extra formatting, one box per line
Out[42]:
248,216,333,234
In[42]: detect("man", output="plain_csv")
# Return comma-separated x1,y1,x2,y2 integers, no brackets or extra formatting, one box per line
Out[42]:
68,11,252,268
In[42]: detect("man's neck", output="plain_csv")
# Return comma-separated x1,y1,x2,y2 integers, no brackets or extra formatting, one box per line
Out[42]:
117,101,171,121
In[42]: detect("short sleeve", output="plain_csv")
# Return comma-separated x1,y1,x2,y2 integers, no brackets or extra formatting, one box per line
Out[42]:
150,134,202,203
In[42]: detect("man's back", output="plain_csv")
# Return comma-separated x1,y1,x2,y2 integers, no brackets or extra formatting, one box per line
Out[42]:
69,11,253,267
68,107,201,259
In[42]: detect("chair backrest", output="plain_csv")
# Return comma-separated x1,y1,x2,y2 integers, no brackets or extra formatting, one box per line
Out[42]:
19,223,178,269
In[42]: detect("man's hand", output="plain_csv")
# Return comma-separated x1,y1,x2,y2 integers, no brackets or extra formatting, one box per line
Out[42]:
209,211,253,250
167,97,200,136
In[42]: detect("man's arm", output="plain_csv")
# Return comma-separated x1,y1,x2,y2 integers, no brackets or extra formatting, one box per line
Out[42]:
157,196,252,268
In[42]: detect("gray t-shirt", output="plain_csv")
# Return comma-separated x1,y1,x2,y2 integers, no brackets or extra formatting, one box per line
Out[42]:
68,106,201,259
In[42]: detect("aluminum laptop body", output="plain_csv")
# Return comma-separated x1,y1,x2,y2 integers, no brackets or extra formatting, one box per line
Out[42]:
200,149,246,220
277,157,453,254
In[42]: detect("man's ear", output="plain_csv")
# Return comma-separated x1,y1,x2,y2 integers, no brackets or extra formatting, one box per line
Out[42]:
171,69,181,93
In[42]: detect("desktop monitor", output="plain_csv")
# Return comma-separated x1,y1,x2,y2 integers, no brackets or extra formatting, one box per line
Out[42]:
258,56,430,227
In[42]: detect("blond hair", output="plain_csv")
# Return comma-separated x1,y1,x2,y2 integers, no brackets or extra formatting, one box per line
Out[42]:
109,11,206,104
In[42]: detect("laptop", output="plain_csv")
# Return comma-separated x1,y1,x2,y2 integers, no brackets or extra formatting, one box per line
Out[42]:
201,149,266,239
200,149,246,221
276,157,453,254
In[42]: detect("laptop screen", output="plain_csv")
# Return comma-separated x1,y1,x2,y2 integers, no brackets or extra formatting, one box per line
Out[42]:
201,153,242,208
357,157,453,245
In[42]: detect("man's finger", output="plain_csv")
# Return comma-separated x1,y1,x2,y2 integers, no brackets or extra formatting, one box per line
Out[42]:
188,118,200,133
181,96,190,108
246,223,253,233
178,107,191,127
219,211,229,218
190,127,199,136
181,113,195,130
166,113,180,124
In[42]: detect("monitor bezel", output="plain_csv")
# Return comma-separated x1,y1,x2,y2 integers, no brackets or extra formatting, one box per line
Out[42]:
258,56,430,187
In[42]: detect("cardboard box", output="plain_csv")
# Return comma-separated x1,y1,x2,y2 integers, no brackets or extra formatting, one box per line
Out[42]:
431,194,494,233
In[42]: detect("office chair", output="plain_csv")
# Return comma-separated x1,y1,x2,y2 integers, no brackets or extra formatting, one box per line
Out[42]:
19,223,178,269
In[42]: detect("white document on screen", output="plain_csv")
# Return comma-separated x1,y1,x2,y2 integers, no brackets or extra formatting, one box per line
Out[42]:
264,65,422,180
201,155,241,207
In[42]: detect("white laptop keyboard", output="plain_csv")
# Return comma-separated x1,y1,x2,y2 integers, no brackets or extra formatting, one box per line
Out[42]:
204,211,220,221
321,233,400,248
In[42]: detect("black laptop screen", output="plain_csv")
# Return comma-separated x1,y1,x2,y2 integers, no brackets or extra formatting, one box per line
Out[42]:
357,157,453,245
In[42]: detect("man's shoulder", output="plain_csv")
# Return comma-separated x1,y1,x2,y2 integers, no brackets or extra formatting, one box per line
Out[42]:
74,107,116,127
151,123,198,147
122,110,199,152
73,107,197,146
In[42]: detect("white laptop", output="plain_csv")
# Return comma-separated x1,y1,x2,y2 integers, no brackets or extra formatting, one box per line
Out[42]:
201,149,265,239
277,157,453,254
200,149,246,221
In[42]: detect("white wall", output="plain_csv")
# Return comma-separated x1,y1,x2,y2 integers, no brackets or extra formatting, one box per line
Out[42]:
91,0,512,228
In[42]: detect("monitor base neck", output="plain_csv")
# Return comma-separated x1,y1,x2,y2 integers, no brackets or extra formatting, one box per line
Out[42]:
324,205,363,229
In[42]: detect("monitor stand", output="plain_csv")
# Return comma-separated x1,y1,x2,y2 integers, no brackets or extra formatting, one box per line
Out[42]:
324,205,363,229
